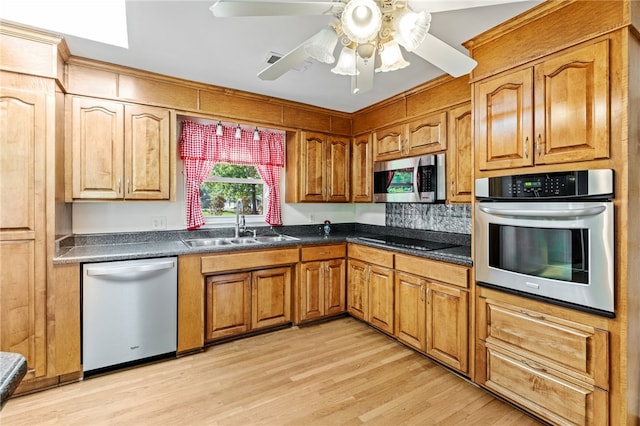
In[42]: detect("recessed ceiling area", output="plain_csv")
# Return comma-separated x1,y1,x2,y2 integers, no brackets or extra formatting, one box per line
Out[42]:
1,0,543,113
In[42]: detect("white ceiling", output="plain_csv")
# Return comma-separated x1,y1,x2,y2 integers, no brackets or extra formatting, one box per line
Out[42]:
9,0,543,113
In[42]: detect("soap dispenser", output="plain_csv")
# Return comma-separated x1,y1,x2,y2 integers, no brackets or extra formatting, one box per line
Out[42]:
323,220,331,238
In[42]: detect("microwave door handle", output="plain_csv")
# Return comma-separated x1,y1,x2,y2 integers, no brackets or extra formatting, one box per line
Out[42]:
478,205,606,218
413,162,420,194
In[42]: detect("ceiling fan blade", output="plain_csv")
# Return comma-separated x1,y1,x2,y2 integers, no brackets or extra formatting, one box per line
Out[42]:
351,52,375,95
408,0,533,13
210,1,343,17
411,33,477,77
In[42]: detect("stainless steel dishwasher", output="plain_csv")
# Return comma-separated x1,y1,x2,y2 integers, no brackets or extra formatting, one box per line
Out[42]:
82,257,177,374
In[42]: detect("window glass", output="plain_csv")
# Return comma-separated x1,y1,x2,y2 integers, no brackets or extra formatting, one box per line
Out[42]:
200,163,266,221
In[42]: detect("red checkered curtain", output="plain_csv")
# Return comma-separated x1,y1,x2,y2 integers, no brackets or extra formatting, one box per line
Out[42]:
179,120,284,229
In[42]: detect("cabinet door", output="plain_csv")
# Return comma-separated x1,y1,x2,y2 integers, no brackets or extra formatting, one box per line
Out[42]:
252,267,292,329
300,131,326,202
205,272,251,341
373,124,404,161
70,96,124,199
300,261,324,322
0,89,47,380
326,135,350,202
475,68,534,171
394,272,426,351
347,259,368,321
534,40,610,165
447,103,472,203
124,104,171,200
324,258,346,316
368,264,394,334
426,282,468,373
351,133,373,203
406,111,447,156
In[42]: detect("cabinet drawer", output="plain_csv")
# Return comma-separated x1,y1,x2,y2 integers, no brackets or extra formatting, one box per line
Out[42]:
201,248,299,274
485,344,608,426
482,298,608,388
348,243,393,268
301,244,346,262
395,253,469,288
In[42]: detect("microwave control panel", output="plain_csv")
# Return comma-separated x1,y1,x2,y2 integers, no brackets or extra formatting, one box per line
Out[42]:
476,169,614,200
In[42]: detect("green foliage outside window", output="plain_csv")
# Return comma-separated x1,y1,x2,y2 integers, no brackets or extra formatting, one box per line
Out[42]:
200,163,264,217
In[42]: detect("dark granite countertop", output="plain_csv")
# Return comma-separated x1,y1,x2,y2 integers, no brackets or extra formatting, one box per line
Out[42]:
0,352,27,409
54,223,472,267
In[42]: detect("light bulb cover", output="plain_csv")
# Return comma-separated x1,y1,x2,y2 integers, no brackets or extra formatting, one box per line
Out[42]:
216,121,223,136
331,46,359,76
375,39,410,73
253,127,260,141
341,0,382,43
304,25,338,64
235,124,242,139
394,10,431,52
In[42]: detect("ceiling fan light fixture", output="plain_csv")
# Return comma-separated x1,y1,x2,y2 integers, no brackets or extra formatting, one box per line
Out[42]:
375,39,410,73
304,25,339,64
331,45,359,76
356,42,376,59
395,10,431,52
341,0,382,44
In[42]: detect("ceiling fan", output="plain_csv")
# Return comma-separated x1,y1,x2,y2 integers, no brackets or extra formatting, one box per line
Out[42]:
209,0,515,94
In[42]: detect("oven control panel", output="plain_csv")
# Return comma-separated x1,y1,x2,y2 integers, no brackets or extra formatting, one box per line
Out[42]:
475,169,614,200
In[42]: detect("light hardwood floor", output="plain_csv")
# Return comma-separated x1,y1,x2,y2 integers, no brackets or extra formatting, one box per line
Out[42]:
1,317,541,425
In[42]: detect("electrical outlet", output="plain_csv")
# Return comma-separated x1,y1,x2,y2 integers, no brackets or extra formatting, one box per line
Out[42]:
308,214,315,223
151,216,167,230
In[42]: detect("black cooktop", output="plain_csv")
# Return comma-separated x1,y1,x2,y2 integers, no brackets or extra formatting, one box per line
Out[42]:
357,235,457,252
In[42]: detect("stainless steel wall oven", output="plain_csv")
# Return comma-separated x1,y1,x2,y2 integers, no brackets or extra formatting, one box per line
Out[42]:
475,169,615,317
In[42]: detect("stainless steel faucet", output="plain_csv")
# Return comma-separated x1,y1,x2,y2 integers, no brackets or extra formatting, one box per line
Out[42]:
235,198,246,238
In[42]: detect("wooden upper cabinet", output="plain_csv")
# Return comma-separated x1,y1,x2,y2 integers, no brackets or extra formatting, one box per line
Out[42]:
534,40,609,165
291,131,350,202
67,96,173,200
373,124,404,160
351,133,373,203
69,97,124,199
326,135,350,202
405,111,447,156
124,104,171,199
475,68,534,171
475,39,610,171
447,103,472,203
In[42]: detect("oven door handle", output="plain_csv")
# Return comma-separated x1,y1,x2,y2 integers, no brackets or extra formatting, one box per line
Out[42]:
478,205,606,218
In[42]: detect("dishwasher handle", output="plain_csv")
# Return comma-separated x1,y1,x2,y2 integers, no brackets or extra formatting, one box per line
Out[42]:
85,260,175,277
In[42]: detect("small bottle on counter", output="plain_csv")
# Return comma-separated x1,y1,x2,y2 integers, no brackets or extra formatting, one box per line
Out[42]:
323,220,331,238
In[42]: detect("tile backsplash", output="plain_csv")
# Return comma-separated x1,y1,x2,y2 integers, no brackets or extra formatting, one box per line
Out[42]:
385,203,472,234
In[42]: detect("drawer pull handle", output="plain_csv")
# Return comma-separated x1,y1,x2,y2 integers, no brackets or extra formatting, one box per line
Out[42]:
521,359,547,372
521,310,545,320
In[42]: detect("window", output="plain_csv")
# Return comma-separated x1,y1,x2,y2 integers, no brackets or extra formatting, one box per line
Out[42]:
200,163,267,222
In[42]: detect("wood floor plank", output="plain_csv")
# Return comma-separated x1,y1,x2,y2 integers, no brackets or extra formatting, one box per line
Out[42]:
0,317,542,425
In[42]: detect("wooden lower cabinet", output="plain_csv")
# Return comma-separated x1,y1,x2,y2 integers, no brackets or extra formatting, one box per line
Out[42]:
426,282,468,373
367,264,394,334
395,270,469,374
298,244,346,323
205,272,251,341
205,266,292,342
347,244,395,334
252,267,292,329
476,293,609,425
395,272,427,351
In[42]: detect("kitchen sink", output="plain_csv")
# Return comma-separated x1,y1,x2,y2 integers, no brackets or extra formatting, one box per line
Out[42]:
255,235,299,243
183,238,232,247
182,234,299,248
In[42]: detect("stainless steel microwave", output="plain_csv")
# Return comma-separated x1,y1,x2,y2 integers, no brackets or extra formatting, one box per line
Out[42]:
373,153,445,203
